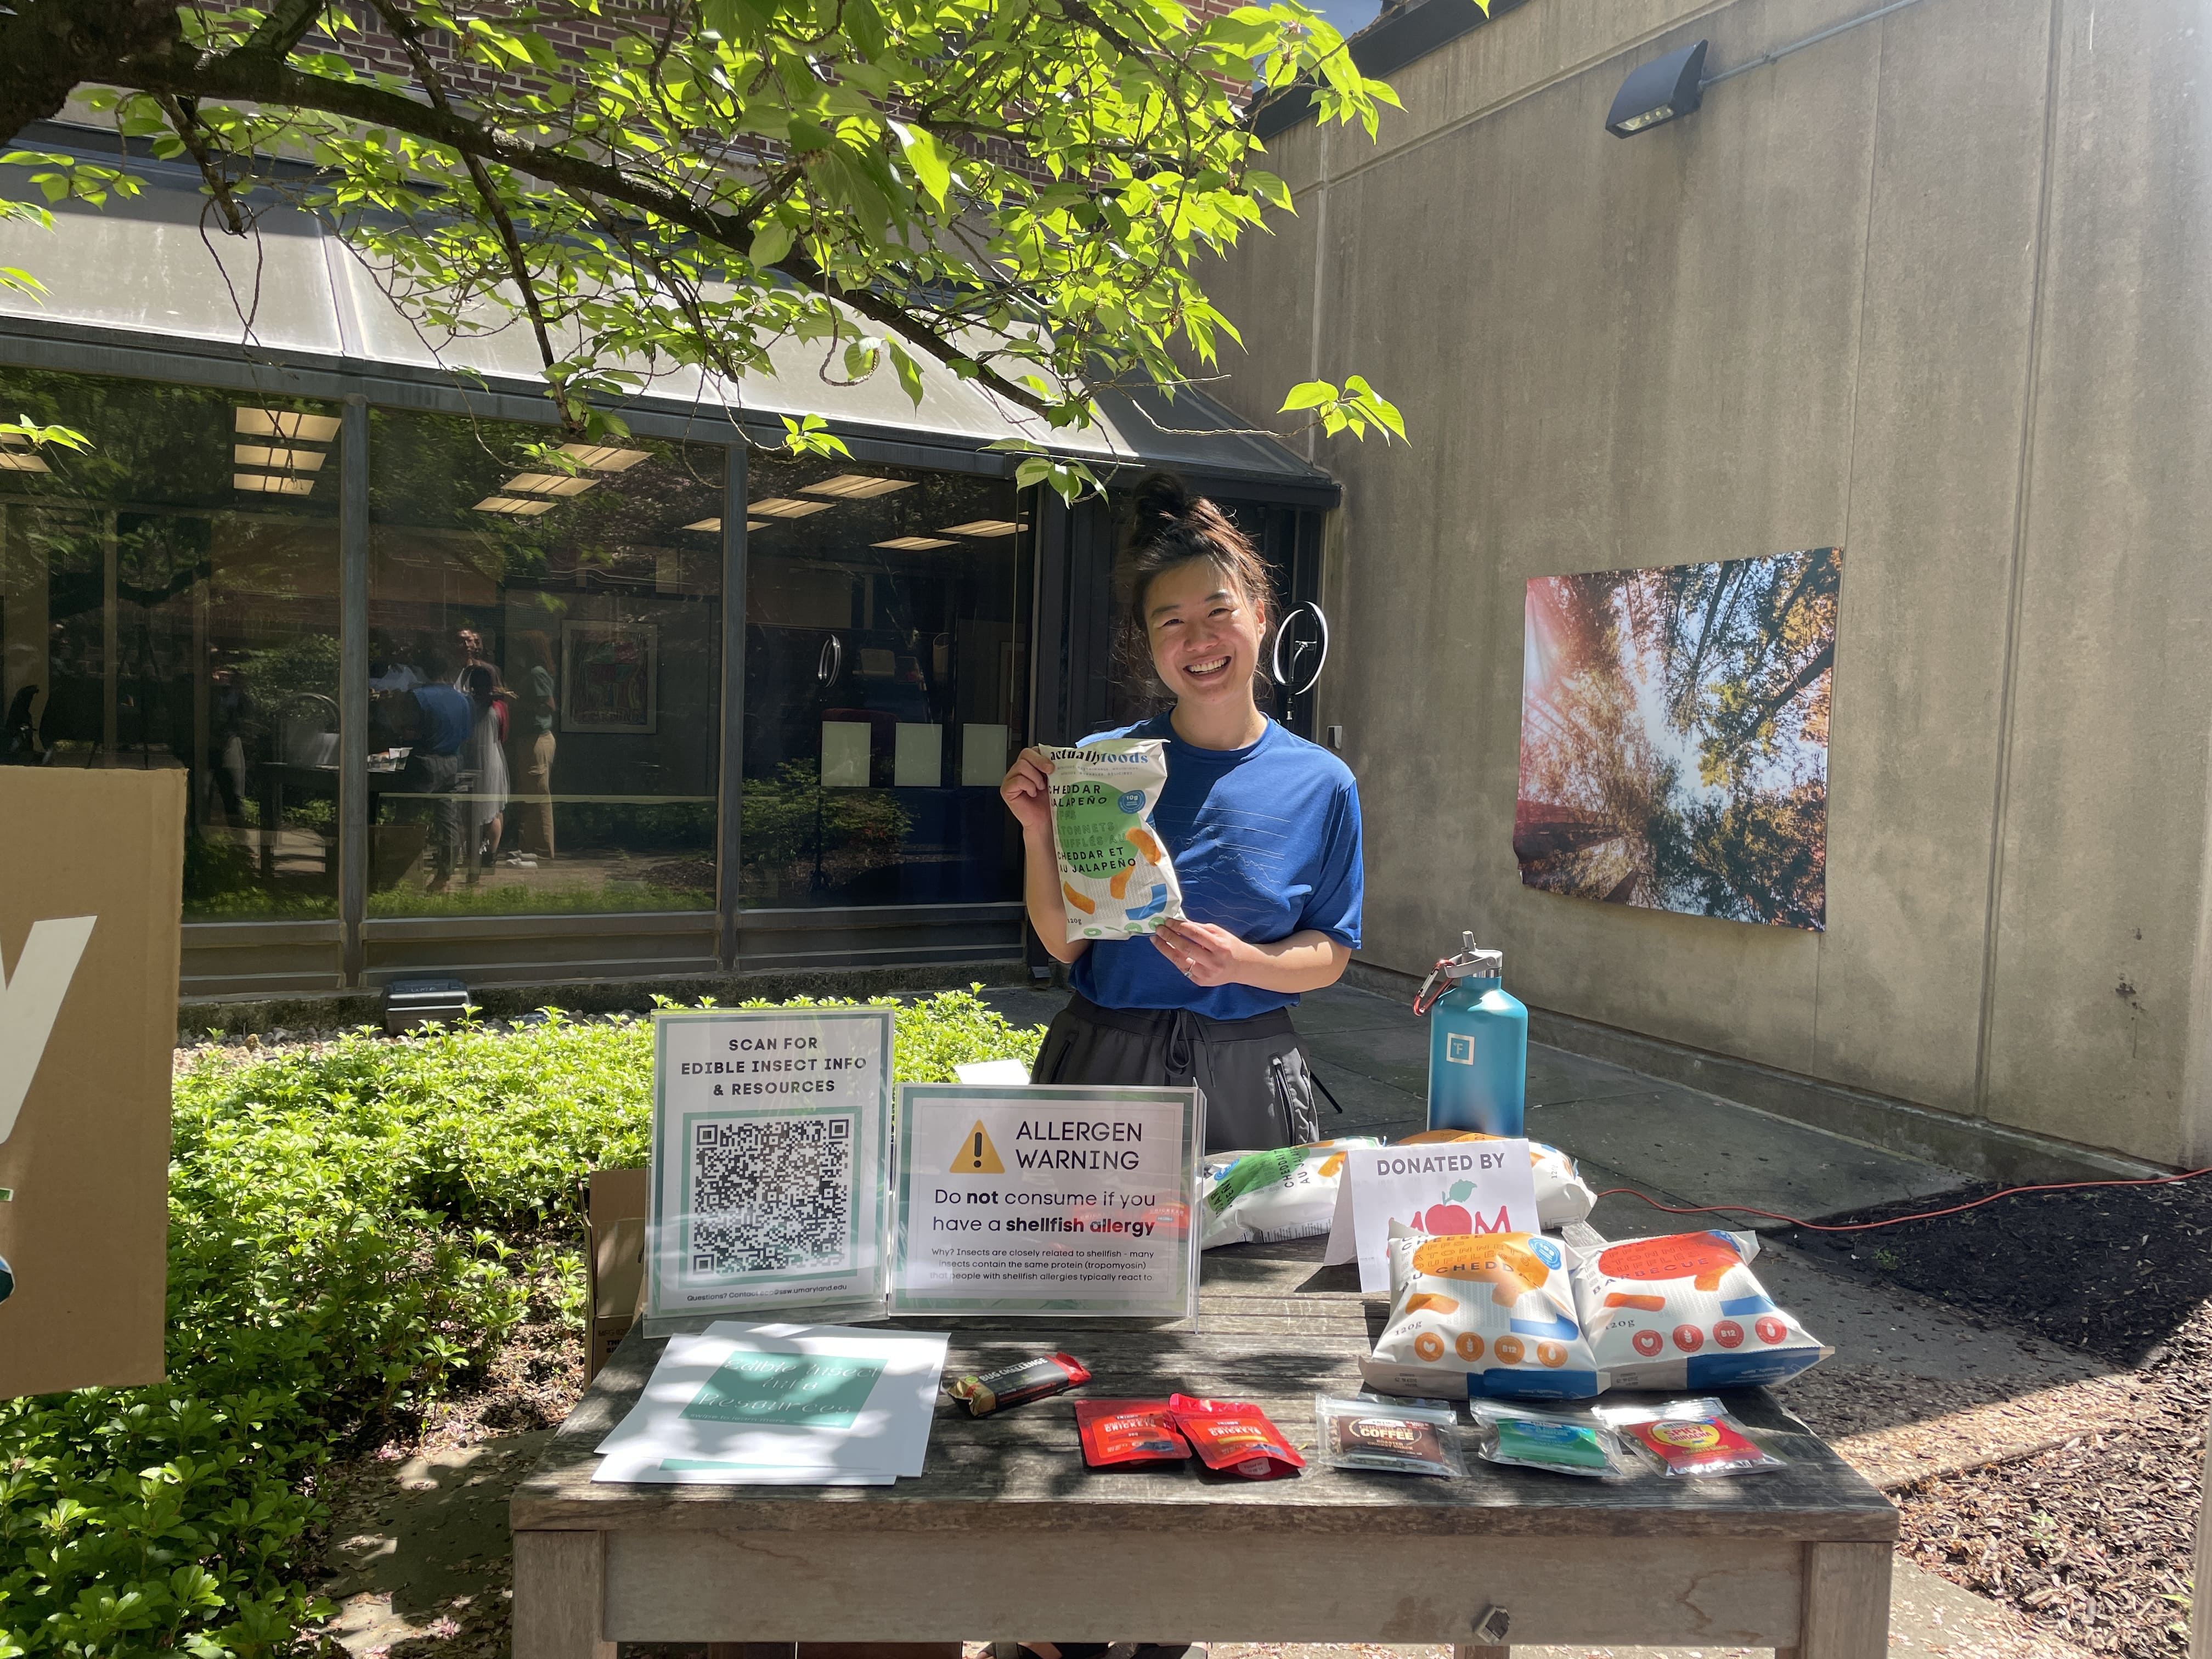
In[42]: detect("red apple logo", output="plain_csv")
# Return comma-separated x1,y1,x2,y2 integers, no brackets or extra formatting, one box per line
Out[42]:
1713,1320,1745,1349
1673,1324,1704,1353
1757,1316,1787,1345
1423,1203,1474,1235
1633,1329,1664,1357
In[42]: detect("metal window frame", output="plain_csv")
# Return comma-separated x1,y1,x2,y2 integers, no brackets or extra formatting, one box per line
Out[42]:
0,330,1334,999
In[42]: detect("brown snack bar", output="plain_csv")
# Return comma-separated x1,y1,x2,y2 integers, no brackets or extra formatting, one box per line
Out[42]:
947,1352,1092,1417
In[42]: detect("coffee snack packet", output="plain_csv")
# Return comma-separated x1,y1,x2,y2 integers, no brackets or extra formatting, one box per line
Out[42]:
1045,741,1184,941
1314,1394,1466,1477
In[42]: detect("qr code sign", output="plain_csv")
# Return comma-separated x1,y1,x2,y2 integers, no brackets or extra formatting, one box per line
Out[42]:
688,1115,854,1276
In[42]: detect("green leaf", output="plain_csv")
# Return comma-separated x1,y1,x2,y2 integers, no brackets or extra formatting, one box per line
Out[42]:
895,123,953,210
1279,379,1336,412
748,218,794,269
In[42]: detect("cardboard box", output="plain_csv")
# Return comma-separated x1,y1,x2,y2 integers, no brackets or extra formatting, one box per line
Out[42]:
585,1167,648,1381
0,769,184,1398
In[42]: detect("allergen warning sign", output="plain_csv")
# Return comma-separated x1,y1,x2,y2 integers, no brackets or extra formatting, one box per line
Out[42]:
890,1084,1201,1318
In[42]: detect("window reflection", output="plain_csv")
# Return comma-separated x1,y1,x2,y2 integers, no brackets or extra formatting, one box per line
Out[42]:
0,369,341,918
366,413,723,916
741,458,1027,906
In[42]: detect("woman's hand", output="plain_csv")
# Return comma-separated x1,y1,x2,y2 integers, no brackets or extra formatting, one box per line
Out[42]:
1000,746,1056,839
1150,918,1255,987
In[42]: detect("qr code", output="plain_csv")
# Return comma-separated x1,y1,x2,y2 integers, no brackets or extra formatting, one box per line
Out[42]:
688,1115,854,1276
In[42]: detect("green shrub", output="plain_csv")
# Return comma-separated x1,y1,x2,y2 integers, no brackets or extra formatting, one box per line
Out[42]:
0,990,1042,1657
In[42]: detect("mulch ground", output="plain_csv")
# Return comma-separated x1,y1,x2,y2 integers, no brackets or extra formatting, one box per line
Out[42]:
1781,1171,2212,1659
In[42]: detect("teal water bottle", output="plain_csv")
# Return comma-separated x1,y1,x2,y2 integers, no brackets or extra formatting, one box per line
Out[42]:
1417,934,1528,1137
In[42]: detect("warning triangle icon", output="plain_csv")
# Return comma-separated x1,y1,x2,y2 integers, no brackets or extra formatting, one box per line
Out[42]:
949,1120,1006,1174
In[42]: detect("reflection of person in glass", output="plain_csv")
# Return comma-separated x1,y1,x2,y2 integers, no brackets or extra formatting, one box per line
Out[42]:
461,664,512,870
510,631,557,860
1002,475,1364,1155
400,650,473,890
205,658,253,823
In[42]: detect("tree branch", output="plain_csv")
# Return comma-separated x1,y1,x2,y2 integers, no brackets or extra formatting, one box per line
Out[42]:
100,51,1062,415
237,0,334,65
154,94,247,236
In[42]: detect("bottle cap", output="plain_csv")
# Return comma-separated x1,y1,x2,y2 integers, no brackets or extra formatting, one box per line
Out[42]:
1443,944,1503,980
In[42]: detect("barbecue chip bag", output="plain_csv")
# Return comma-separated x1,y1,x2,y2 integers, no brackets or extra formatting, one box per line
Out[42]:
1045,741,1184,941
1569,1231,1832,1391
1200,1138,1382,1249
1167,1393,1304,1480
1393,1130,1598,1231
1359,1226,1604,1402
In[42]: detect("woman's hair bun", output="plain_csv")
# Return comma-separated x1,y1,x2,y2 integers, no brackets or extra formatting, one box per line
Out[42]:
1131,471,1195,529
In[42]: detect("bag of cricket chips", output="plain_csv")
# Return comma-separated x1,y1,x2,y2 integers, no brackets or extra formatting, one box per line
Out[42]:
1569,1231,1831,1391
1045,741,1184,941
1361,1227,1604,1402
1200,1138,1382,1249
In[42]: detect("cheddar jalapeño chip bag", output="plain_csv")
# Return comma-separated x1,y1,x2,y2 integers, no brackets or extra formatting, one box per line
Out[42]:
1045,740,1185,941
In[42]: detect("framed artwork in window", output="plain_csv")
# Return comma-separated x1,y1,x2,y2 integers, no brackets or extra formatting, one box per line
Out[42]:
561,620,658,734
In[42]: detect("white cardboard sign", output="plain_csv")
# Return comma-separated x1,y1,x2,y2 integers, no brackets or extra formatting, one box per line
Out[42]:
891,1083,1202,1318
1325,1140,1544,1293
647,1007,895,1327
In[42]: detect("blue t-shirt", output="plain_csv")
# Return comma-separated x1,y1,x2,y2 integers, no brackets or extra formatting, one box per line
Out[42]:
411,682,473,756
1070,715,1363,1020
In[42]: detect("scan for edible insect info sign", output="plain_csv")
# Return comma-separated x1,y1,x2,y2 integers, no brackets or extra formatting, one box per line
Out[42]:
890,1084,1202,1318
647,1007,894,1328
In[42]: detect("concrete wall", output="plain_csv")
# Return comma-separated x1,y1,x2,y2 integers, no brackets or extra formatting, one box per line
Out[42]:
1204,0,2212,1165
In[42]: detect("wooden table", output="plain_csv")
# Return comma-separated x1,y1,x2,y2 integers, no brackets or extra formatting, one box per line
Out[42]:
510,1240,1897,1659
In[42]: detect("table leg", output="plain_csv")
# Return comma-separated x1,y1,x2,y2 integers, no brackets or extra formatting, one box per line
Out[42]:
1793,1542,1891,1659
512,1530,614,1659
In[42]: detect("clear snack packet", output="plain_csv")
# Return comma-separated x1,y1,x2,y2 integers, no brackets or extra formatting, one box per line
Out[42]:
1593,1396,1790,1477
1468,1400,1633,1479
1045,740,1186,941
1314,1394,1467,1478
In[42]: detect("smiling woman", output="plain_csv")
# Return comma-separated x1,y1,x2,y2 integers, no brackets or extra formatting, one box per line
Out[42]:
1000,474,1365,1157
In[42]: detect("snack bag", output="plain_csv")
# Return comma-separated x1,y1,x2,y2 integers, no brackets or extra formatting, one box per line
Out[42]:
1167,1393,1304,1480
1200,1138,1382,1249
1359,1227,1604,1402
1570,1231,1832,1391
1315,1394,1466,1477
1075,1398,1191,1467
1594,1397,1789,1478
1469,1401,1632,1479
1045,741,1184,941
1394,1130,1597,1230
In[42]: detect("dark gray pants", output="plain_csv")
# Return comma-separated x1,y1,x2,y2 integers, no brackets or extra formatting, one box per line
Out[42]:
1029,994,1325,1153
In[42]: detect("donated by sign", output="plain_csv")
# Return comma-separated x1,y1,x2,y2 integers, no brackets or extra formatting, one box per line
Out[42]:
0,771,185,1399
645,1005,895,1325
1325,1140,1544,1294
891,1083,1202,1318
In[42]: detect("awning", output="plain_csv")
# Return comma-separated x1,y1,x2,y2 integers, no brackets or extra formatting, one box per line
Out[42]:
0,128,1335,505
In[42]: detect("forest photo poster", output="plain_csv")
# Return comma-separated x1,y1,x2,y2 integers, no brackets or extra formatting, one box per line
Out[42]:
1516,548,1841,929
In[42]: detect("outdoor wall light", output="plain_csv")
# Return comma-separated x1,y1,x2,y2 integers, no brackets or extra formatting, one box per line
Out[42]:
1605,40,1707,137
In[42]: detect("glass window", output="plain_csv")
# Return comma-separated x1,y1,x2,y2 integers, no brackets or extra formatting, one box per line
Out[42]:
0,368,342,918
741,457,1027,907
365,412,723,916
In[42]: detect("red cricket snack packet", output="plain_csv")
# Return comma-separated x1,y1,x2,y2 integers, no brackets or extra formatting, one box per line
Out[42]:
1167,1393,1305,1480
1075,1399,1192,1466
